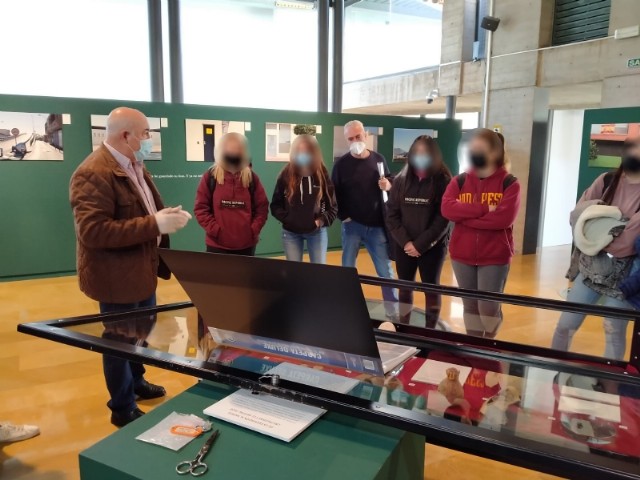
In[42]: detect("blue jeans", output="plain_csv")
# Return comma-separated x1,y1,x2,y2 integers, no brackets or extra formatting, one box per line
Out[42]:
341,220,398,318
282,228,328,264
100,294,156,414
551,274,630,360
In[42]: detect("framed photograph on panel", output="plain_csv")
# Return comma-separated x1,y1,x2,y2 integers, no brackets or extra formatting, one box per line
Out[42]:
91,114,162,161
265,123,321,162
588,123,640,168
185,119,246,162
392,128,435,162
0,112,64,161
332,125,380,162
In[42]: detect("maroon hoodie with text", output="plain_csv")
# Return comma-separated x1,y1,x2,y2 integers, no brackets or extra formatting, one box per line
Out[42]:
194,169,269,251
441,168,521,266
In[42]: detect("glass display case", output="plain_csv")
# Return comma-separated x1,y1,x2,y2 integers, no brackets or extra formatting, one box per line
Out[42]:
17,257,640,480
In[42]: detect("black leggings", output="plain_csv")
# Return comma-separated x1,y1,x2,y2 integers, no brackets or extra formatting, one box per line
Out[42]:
395,241,447,328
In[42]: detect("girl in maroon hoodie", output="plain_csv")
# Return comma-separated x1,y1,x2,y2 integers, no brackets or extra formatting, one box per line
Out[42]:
194,132,269,255
441,129,521,338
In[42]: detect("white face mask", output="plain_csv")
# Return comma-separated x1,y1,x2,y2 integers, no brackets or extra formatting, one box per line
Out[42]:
349,141,366,156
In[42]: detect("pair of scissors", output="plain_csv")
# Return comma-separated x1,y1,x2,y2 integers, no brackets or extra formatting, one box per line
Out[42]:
176,429,220,476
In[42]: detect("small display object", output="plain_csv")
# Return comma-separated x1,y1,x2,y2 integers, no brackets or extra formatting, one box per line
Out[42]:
0,111,64,161
332,125,380,162
265,122,321,162
392,128,435,162
437,367,465,405
589,123,640,167
91,114,162,161
185,118,246,162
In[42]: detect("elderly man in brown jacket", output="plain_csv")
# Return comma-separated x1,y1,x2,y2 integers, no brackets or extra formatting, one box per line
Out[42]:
70,107,191,427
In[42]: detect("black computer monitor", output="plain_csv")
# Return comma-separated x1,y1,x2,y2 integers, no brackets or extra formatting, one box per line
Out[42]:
159,249,382,375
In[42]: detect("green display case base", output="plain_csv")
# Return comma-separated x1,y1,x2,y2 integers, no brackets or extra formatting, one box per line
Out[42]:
79,381,425,480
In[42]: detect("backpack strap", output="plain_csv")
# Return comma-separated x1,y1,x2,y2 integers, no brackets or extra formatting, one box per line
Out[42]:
457,171,516,191
602,171,615,195
206,168,217,216
456,172,467,190
502,174,517,191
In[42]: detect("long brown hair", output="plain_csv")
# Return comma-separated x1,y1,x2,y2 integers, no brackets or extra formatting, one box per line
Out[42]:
282,134,330,207
602,136,640,205
472,128,510,171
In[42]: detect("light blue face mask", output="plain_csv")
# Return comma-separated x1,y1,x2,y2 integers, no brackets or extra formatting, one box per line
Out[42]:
294,152,312,168
134,138,154,162
410,153,431,170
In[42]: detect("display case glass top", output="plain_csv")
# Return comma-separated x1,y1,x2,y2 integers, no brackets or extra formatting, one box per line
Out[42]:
20,301,640,480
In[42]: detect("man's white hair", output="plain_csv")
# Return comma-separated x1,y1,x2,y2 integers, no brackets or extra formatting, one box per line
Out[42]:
344,120,364,133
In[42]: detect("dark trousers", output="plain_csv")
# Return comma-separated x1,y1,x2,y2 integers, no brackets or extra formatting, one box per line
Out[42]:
206,245,256,256
395,241,447,328
99,294,156,414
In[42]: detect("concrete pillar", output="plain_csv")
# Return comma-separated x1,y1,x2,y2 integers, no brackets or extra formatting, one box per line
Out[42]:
487,86,549,254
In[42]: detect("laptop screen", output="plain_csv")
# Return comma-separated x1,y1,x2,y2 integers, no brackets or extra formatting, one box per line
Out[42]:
159,249,383,375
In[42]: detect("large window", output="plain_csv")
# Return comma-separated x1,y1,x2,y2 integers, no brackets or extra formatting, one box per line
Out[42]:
2,0,150,101
181,0,318,111
552,0,611,46
344,1,442,82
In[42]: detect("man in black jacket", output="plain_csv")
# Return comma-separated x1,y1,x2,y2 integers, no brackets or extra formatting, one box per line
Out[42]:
331,120,398,320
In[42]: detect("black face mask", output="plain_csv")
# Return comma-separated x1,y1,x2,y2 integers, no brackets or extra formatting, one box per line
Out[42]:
224,155,242,166
622,154,640,173
470,153,488,169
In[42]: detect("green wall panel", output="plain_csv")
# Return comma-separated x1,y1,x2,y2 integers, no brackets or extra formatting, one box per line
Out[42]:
0,94,461,280
577,107,639,199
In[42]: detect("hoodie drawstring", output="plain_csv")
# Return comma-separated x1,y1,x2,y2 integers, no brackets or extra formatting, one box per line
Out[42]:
300,176,312,204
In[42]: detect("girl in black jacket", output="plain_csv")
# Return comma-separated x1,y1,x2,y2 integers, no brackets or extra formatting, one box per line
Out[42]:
386,135,452,326
270,134,337,264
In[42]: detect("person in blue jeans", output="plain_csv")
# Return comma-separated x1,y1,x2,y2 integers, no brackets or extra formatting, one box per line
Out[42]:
271,134,337,263
551,138,640,360
332,120,398,319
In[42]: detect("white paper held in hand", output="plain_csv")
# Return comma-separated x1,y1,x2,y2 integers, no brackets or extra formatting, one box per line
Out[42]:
377,162,388,203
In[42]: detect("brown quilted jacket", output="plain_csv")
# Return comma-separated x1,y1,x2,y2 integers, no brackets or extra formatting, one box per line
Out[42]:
69,145,169,304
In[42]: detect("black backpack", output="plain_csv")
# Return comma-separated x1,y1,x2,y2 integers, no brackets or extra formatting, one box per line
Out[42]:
207,168,257,214
456,172,517,191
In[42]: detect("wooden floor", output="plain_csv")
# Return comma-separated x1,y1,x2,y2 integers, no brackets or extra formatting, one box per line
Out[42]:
0,245,621,480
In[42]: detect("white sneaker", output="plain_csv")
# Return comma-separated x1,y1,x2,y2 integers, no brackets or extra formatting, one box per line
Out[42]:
0,423,40,443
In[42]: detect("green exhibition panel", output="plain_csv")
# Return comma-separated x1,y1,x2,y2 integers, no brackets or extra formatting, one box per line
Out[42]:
0,94,461,280
79,382,425,480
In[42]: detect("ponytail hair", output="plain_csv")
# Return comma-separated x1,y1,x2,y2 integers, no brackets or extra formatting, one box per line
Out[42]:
472,128,510,172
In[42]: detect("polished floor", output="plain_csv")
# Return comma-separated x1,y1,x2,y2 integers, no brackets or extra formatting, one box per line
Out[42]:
0,245,625,479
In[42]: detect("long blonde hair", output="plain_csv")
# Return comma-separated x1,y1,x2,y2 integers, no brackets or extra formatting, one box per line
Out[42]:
210,132,252,188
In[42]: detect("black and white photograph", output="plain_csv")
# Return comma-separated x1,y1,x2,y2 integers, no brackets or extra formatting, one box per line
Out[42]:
0,112,64,161
91,114,162,161
185,119,246,162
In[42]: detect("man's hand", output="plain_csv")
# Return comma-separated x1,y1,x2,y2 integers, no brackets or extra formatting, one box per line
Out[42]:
155,206,191,234
315,218,324,228
404,241,420,257
378,177,392,192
